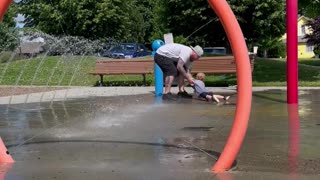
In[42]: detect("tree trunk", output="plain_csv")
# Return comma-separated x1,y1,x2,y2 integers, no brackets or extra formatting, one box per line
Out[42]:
263,50,268,58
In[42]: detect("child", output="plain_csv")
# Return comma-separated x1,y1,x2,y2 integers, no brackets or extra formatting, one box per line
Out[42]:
193,73,230,103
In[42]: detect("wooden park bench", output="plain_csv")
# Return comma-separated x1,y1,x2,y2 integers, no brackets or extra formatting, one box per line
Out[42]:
89,55,255,86
190,55,255,75
89,59,154,86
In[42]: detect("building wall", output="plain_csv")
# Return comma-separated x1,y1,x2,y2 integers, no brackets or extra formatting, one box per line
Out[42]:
282,16,315,59
298,17,315,58
298,43,315,59
298,17,312,36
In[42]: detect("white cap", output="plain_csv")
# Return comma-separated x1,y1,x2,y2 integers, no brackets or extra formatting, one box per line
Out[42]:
190,45,204,57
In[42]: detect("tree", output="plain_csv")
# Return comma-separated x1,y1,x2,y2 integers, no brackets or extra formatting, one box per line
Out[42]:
20,0,133,40
0,3,19,52
304,17,320,56
156,0,286,54
228,0,286,51
155,0,212,46
19,0,158,43
130,0,158,43
299,0,320,18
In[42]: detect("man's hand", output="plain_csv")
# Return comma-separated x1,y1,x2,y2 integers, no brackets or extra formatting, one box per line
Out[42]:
187,77,194,86
186,72,194,86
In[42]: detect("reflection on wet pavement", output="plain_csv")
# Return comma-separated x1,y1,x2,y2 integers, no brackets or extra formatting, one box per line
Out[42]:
0,90,320,179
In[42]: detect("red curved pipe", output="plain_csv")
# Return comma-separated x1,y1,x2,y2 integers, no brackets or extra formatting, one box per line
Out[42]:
0,137,14,163
0,0,14,163
0,0,12,21
207,0,252,172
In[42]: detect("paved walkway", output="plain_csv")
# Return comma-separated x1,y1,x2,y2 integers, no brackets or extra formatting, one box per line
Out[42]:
1,86,320,104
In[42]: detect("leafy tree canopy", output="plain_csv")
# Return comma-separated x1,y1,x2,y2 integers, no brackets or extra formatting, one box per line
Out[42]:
305,17,320,55
14,0,287,53
299,0,320,18
20,0,152,42
0,3,19,51
158,0,286,50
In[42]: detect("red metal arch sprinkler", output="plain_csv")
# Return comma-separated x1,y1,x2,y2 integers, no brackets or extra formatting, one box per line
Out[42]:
207,0,298,171
207,0,252,172
0,0,14,164
0,0,11,22
0,0,298,172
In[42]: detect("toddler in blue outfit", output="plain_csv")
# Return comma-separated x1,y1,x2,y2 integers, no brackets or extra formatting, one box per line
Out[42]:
193,73,230,103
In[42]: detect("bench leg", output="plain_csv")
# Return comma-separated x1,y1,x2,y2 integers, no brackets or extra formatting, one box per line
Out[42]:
142,74,147,86
99,75,105,87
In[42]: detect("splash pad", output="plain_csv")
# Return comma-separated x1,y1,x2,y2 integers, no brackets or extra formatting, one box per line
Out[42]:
0,0,251,172
0,0,301,177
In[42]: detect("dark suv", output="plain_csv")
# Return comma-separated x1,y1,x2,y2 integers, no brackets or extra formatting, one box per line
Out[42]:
102,43,149,59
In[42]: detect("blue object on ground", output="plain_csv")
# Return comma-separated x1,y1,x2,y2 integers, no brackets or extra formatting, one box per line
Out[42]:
154,63,163,96
152,40,164,96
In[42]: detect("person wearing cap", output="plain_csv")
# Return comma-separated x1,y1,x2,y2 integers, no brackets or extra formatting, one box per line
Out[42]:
193,72,230,103
154,43,204,100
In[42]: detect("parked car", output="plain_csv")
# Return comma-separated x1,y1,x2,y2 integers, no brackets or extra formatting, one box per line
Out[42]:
203,47,227,56
102,43,149,59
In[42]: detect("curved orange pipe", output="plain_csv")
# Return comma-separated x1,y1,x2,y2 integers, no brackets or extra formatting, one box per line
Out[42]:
0,0,12,21
0,0,14,163
207,0,252,172
0,137,14,163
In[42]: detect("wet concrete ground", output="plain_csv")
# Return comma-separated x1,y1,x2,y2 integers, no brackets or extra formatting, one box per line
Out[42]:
1,89,320,179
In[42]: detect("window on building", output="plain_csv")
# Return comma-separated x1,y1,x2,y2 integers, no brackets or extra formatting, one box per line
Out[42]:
301,25,306,35
306,45,314,52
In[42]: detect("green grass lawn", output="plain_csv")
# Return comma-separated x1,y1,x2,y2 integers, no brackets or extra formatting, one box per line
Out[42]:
0,56,320,87
297,59,320,67
252,58,320,86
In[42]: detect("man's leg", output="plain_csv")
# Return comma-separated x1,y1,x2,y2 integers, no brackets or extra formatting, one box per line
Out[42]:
164,75,174,94
178,74,185,92
177,74,193,98
154,54,177,98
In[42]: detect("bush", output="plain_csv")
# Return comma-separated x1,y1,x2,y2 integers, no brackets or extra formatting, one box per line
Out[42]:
0,24,19,52
0,51,25,63
266,41,286,58
257,38,286,58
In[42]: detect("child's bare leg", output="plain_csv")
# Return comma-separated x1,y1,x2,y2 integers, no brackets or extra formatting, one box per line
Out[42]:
215,95,230,101
214,95,224,99
207,95,220,103
210,95,231,103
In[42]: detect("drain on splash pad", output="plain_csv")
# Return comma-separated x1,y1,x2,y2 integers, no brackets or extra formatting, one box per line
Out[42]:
182,127,215,131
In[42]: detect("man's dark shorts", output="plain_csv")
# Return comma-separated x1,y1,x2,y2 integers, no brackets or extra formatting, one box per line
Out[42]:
154,53,187,77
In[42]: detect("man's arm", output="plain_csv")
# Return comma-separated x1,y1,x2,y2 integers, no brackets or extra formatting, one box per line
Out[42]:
177,59,193,84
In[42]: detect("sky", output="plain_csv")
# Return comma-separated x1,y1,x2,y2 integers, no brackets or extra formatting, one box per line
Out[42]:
14,14,25,28
13,0,24,28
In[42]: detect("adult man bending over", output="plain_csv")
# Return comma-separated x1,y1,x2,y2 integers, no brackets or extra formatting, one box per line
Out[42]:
154,43,203,100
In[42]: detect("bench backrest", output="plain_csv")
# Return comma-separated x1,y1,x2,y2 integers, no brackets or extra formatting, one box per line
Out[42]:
93,59,154,74
92,55,255,75
191,55,255,74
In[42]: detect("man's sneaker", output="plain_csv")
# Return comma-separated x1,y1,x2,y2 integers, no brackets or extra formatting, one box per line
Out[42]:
224,96,230,101
177,91,193,98
162,93,178,101
212,95,220,103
